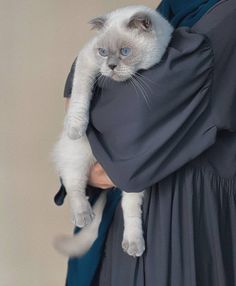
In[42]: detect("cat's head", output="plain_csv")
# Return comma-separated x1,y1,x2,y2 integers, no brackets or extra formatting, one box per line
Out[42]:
90,6,173,81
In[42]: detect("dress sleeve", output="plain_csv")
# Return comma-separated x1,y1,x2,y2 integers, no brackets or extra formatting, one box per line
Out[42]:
86,27,217,192
193,0,236,132
64,1,236,192
63,59,76,98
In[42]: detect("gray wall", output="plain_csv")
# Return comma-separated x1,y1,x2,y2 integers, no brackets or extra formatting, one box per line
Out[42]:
0,0,158,285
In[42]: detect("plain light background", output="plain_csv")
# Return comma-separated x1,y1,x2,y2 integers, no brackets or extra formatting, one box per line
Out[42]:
0,0,159,285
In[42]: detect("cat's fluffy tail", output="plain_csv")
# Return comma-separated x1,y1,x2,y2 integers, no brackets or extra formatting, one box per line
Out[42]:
54,191,107,257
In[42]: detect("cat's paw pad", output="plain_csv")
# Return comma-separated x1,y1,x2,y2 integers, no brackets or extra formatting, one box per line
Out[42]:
72,208,95,228
122,235,145,257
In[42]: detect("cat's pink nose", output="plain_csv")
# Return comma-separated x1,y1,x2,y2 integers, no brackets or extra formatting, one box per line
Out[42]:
108,64,117,70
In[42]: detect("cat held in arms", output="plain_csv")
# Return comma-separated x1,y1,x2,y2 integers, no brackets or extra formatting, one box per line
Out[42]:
53,5,173,257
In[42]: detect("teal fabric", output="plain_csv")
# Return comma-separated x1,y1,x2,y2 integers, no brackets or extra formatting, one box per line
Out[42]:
66,188,121,286
64,0,221,285
157,0,220,27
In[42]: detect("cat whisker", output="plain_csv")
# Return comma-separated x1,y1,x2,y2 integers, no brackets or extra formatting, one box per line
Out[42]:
132,76,152,109
129,76,141,102
99,76,108,97
134,74,153,96
135,72,155,85
130,75,151,109
91,73,103,89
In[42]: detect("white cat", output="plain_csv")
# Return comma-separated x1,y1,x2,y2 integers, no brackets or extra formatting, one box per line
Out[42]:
53,5,173,257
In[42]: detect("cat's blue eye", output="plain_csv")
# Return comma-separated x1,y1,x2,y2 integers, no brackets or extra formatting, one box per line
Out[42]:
120,47,131,56
98,48,109,57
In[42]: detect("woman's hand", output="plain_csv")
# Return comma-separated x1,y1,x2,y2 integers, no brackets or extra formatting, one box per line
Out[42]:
88,162,115,189
65,98,70,112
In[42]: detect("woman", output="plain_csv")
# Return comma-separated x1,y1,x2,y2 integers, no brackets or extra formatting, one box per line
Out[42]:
59,0,236,285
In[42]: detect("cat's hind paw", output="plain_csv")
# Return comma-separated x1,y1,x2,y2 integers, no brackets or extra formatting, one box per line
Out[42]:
70,197,95,228
122,235,145,257
72,207,95,228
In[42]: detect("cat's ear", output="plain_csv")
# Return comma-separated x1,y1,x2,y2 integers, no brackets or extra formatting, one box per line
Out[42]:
89,16,107,30
127,12,152,32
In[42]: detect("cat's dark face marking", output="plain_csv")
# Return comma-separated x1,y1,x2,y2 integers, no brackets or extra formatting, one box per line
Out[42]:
94,31,143,81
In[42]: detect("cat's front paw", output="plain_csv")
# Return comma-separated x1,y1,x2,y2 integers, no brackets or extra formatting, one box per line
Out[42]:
122,233,145,257
69,197,95,228
66,118,88,140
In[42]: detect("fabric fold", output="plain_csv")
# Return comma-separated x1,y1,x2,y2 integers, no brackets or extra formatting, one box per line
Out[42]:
87,28,216,192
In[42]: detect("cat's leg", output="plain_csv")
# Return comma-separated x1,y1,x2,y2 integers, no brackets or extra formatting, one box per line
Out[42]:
53,133,96,228
66,44,99,140
64,170,94,228
63,141,96,227
121,191,145,257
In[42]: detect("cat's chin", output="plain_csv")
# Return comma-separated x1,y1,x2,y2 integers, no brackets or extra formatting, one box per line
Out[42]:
101,70,131,82
110,73,130,82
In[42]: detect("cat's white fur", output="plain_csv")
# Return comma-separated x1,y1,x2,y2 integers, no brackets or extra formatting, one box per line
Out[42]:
53,5,173,257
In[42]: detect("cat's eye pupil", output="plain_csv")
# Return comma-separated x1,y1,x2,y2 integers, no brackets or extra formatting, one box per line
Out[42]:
120,47,131,56
98,48,108,57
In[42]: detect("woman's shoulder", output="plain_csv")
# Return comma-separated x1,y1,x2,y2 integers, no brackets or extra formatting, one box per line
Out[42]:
192,0,236,132
192,0,236,35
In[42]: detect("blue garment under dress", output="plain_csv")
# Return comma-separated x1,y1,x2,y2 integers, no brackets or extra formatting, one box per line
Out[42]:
158,0,219,27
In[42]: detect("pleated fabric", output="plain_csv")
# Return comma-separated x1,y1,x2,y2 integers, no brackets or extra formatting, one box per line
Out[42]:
93,133,236,286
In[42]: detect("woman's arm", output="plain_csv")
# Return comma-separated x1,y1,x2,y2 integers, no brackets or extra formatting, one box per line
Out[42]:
65,98,70,112
64,28,215,192
64,1,236,192
87,28,216,192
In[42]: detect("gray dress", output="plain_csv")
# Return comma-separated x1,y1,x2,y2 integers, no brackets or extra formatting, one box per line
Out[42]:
65,1,236,285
